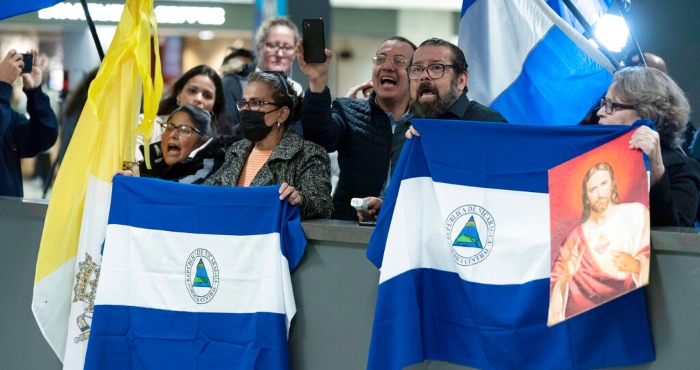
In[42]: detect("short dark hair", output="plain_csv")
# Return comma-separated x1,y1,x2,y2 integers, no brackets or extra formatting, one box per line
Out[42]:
378,36,417,52
222,47,254,66
167,104,212,139
417,38,469,76
248,71,302,127
158,65,231,137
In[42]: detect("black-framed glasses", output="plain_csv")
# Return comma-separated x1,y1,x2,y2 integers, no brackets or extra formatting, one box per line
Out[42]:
408,64,455,80
236,98,277,111
161,122,205,137
600,98,636,115
372,55,409,68
264,42,295,54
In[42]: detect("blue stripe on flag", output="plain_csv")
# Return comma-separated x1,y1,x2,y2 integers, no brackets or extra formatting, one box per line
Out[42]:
407,119,648,192
461,0,477,17
490,26,613,126
85,306,290,370
367,269,654,370
0,0,62,21
110,176,306,270
546,0,612,32
367,119,656,369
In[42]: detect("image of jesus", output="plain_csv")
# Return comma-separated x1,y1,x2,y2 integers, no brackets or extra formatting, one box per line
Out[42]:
548,162,650,326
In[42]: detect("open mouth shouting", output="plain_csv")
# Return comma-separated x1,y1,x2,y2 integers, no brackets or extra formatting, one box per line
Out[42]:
167,141,182,156
380,76,397,87
417,82,438,102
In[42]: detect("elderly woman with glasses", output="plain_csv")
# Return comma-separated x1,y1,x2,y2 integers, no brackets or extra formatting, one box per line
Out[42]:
119,105,236,184
205,71,333,220
597,66,700,226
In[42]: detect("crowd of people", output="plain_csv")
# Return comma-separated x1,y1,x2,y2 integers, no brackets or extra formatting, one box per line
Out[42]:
3,16,700,227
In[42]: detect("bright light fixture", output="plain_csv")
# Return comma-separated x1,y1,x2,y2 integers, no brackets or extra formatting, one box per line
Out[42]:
198,30,215,41
593,14,629,53
38,3,225,26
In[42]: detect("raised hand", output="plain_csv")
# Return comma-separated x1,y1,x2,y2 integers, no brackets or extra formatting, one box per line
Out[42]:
295,40,333,93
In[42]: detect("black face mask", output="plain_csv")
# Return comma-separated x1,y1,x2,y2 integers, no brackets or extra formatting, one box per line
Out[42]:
239,110,275,142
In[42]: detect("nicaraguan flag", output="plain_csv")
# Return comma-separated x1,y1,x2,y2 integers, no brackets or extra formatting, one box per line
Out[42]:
84,177,306,369
459,0,615,126
546,0,612,33
366,119,655,370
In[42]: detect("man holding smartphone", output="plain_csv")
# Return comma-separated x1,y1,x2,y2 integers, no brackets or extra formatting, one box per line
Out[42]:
0,49,58,197
297,36,417,221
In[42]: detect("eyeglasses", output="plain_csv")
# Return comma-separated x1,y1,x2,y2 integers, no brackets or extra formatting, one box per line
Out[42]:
408,64,455,80
264,42,295,54
372,55,409,68
161,122,205,137
236,98,277,111
600,98,636,115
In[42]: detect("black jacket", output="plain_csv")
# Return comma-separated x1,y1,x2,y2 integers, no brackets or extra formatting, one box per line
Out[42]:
139,136,238,184
303,88,507,220
222,73,247,135
302,88,395,220
650,145,700,227
1,83,58,197
439,92,508,123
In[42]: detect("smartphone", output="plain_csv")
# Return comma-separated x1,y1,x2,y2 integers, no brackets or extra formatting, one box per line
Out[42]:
358,220,377,227
21,54,33,74
302,18,326,63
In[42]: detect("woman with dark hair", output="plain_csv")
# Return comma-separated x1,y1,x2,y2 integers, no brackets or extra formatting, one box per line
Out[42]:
136,65,231,160
205,71,332,220
121,105,235,184
597,66,700,226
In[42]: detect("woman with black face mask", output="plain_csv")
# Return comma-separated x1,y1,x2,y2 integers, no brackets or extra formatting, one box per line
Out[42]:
204,71,333,220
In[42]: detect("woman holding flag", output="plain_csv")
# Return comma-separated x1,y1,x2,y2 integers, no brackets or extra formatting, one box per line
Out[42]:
204,71,333,220
597,66,700,226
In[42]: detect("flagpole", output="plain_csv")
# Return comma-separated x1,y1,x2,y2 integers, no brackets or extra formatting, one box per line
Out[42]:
79,0,105,61
560,0,620,70
614,0,646,67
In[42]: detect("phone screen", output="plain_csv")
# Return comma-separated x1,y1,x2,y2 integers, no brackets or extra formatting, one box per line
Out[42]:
302,19,326,63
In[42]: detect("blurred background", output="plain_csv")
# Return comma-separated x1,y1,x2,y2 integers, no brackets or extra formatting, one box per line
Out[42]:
0,0,696,198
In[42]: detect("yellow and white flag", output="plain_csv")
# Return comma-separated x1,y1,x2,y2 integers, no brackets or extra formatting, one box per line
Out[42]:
31,0,162,367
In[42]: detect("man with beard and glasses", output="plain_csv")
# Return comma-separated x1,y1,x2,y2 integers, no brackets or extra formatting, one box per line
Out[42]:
357,38,508,222
405,38,506,140
548,163,650,326
296,36,417,220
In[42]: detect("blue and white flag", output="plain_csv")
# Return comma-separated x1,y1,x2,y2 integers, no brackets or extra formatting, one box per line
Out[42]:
546,0,612,33
0,0,62,20
84,177,306,369
459,0,615,126
366,119,655,370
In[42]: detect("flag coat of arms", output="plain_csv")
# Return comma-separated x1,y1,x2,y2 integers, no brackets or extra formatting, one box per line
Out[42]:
366,119,655,370
459,0,615,126
84,177,306,369
32,0,162,368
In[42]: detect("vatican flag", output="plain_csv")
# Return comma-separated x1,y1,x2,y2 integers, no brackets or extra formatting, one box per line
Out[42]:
31,0,162,368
